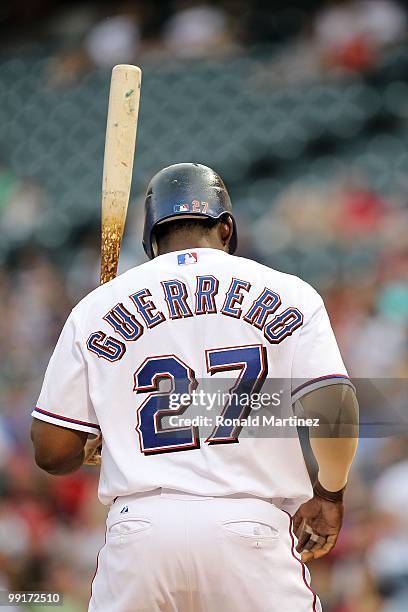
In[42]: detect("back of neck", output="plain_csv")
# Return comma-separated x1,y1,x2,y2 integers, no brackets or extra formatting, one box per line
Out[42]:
157,236,224,256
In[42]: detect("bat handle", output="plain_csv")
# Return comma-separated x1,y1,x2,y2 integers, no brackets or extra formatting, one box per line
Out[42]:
100,221,123,284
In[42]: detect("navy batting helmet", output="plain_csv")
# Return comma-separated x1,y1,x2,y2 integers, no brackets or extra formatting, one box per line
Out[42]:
142,163,237,259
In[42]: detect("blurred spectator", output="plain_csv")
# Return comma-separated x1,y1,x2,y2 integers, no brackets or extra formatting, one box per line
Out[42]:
0,163,45,245
47,2,143,88
163,1,234,58
369,458,408,605
315,0,407,72
84,12,140,69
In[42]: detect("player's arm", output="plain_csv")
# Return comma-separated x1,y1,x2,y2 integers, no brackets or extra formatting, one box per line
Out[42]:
293,384,358,561
291,284,359,562
31,310,100,475
303,383,359,491
31,420,88,475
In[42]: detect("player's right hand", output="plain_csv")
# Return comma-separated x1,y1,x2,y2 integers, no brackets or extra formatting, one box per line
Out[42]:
292,492,344,562
84,434,102,466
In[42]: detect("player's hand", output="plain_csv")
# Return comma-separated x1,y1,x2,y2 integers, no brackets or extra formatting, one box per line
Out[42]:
83,434,102,466
292,491,344,562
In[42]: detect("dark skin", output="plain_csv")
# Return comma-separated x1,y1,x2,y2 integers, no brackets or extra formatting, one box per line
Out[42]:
156,216,233,256
31,418,88,475
293,384,357,561
31,217,234,476
293,495,344,562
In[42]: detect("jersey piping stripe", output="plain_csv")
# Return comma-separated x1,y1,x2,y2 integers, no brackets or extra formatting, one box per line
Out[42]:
34,407,101,430
292,374,351,397
282,509,318,612
90,528,107,603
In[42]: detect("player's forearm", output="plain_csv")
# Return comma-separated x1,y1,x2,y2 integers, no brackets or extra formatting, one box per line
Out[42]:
310,436,358,491
300,384,359,491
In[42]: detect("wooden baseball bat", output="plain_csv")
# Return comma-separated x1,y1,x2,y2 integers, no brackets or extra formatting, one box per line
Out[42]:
100,64,142,285
84,65,141,467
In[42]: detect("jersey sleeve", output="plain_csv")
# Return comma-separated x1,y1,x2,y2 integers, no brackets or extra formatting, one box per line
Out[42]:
291,285,354,404
32,310,100,436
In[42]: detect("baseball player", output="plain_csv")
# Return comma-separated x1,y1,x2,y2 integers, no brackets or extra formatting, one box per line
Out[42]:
31,163,358,611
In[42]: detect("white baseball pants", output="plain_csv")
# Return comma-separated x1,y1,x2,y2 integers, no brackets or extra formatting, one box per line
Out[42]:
89,490,321,612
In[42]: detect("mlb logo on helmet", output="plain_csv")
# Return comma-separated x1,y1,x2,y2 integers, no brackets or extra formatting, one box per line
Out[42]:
178,252,198,265
174,203,190,212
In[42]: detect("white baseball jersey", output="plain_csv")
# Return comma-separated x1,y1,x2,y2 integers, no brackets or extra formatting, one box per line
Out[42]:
33,248,350,512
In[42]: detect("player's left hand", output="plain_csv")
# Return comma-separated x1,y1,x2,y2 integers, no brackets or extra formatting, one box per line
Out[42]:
292,493,344,562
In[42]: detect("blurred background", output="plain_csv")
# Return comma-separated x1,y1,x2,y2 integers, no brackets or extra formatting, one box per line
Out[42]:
0,0,407,610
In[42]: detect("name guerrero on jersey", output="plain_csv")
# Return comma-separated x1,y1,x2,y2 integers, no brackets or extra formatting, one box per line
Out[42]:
33,248,350,512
